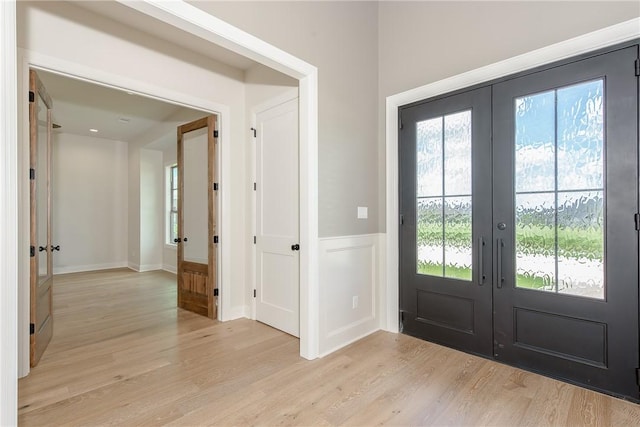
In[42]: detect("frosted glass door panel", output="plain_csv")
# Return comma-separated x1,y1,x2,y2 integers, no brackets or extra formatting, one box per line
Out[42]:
36,93,50,281
514,80,604,299
183,127,209,264
416,111,472,280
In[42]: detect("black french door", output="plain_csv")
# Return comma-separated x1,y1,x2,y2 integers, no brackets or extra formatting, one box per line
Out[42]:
400,44,640,400
400,86,493,357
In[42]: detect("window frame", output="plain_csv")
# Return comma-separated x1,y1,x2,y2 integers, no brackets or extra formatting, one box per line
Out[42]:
166,164,178,246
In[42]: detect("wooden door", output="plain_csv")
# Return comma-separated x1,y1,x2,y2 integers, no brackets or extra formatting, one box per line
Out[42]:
176,116,217,319
254,98,300,337
29,70,54,366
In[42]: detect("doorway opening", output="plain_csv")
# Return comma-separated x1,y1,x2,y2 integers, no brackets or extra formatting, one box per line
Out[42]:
26,67,218,366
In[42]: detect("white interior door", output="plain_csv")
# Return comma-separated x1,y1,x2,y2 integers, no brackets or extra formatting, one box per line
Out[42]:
255,97,299,337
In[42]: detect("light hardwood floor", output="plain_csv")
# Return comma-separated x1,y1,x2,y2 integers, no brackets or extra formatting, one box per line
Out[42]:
18,268,640,426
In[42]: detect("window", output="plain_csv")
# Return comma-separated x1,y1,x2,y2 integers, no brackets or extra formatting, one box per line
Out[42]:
167,164,178,244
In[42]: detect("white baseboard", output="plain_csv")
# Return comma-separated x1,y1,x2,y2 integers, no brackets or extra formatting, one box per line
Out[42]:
162,264,177,274
138,264,162,272
53,262,128,275
318,233,383,356
223,305,248,322
318,327,379,358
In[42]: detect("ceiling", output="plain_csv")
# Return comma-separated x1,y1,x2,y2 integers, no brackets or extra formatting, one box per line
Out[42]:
38,69,201,142
34,0,261,145
75,1,258,71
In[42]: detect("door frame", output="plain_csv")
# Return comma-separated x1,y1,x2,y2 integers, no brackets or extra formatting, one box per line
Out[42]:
249,88,300,321
384,18,640,334
8,0,319,389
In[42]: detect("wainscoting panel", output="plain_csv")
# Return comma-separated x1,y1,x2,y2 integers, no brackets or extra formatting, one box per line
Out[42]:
319,234,382,356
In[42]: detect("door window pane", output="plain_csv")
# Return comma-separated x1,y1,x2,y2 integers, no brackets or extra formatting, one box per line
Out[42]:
417,198,443,277
514,80,604,299
417,117,442,197
416,110,472,281
444,196,472,280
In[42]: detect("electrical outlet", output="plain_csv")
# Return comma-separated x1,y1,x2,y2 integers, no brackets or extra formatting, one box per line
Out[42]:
352,296,359,309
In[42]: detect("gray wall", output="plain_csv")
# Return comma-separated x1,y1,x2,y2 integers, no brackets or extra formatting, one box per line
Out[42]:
198,1,380,238
197,1,640,236
377,0,640,231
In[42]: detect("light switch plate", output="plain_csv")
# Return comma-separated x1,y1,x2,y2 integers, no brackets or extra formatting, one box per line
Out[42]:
357,206,368,219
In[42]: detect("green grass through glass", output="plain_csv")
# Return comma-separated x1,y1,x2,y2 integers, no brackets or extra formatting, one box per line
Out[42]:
417,261,547,288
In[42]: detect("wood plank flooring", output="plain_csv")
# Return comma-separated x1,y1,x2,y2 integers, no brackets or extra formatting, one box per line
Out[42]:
18,268,640,426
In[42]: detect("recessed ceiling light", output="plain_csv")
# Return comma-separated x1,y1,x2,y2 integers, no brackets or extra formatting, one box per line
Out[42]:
89,128,99,133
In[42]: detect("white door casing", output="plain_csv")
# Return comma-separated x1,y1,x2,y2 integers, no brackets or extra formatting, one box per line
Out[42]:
255,97,300,337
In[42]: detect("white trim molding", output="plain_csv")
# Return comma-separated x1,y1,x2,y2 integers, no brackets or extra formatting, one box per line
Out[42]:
54,263,130,275
0,1,18,425
384,18,640,333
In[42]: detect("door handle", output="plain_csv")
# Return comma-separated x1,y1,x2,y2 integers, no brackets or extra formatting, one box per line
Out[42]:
174,238,181,243
291,244,300,251
183,237,188,242
477,237,485,286
496,238,504,289
51,245,60,251
38,246,47,252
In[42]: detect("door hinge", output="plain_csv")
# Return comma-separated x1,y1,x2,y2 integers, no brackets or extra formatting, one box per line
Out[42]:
635,213,640,231
213,235,219,244
30,246,35,257
30,323,35,335
253,182,256,191
213,130,219,138
399,111,404,130
253,289,257,298
250,127,257,138
636,368,640,386
29,168,35,180
400,214,404,225
635,58,640,77
213,182,218,191
213,288,219,297
253,236,256,244
29,91,35,103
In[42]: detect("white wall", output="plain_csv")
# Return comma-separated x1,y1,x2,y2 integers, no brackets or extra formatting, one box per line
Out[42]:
127,140,141,270
138,148,163,271
52,133,128,274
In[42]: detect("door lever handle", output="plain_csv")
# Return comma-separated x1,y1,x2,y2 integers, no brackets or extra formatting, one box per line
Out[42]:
38,246,47,252
496,238,504,289
51,245,60,251
477,237,485,286
291,244,300,251
183,237,188,242
174,238,181,243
